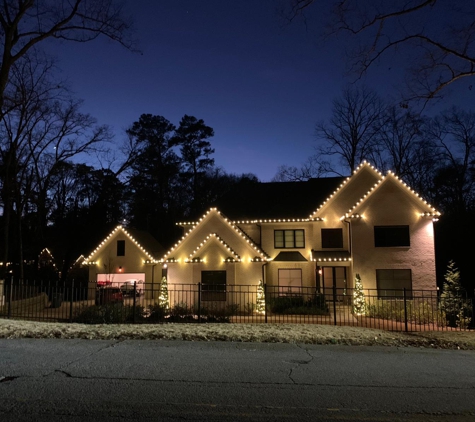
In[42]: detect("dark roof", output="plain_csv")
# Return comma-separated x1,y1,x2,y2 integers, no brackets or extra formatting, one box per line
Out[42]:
125,227,165,258
212,177,346,220
273,251,308,262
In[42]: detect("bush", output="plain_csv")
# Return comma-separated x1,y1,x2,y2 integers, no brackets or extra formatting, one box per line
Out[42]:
366,299,444,325
366,301,405,322
167,302,195,322
146,303,169,322
200,303,238,322
74,303,144,324
244,302,256,315
269,296,304,313
169,302,193,317
268,294,328,315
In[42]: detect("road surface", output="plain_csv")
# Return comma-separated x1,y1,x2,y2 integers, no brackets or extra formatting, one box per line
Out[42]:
1,339,474,421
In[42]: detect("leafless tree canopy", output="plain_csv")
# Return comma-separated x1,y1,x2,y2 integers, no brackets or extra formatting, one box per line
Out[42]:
315,85,385,173
0,0,135,109
284,0,475,103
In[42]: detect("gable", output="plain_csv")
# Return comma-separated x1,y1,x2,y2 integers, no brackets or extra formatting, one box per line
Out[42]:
187,233,242,265
84,226,163,264
164,208,269,263
345,173,440,221
311,162,382,221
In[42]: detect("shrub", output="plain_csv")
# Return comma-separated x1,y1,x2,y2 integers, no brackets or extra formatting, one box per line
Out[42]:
244,302,256,315
268,294,328,315
269,296,304,313
366,299,443,325
146,303,169,322
200,303,237,322
169,302,193,317
167,302,195,322
74,303,144,324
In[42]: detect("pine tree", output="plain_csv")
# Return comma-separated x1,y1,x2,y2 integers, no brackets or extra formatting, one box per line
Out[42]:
353,273,366,315
158,276,169,309
256,280,265,314
440,260,471,328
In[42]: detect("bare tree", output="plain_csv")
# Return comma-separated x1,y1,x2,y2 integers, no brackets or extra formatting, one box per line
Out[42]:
378,106,426,174
427,107,475,215
0,53,111,277
315,85,386,173
282,0,475,103
376,105,441,200
0,0,135,111
272,156,327,181
0,1,133,276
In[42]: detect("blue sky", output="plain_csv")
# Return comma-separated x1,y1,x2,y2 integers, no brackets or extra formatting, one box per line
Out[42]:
45,0,474,181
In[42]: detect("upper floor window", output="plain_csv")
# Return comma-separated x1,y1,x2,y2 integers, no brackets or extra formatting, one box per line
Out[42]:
374,225,410,247
117,240,125,256
321,228,343,248
274,229,305,248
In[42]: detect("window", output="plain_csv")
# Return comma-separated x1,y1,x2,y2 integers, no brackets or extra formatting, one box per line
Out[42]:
376,269,412,298
374,226,410,247
274,230,305,248
278,269,302,294
201,270,226,301
321,228,343,248
117,240,125,256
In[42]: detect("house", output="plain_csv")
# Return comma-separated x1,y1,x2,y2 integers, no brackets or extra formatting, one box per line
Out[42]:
83,226,165,297
162,162,440,299
37,247,60,281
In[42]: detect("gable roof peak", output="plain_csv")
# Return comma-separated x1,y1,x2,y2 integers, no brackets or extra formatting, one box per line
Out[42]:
342,171,441,220
186,232,242,263
310,160,383,218
84,225,163,264
165,207,269,261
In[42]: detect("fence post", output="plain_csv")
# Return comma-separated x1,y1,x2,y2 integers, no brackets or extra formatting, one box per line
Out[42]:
471,294,475,329
7,275,13,319
0,278,4,311
198,283,201,322
264,283,267,324
69,279,74,323
133,281,137,323
403,287,408,332
333,284,337,326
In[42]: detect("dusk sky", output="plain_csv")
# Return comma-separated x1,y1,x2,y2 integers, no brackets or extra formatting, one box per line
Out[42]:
46,0,473,182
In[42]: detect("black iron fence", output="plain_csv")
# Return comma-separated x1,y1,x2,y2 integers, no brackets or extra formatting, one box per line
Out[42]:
0,279,473,332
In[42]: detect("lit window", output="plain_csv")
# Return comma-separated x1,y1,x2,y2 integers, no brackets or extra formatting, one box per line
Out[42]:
274,230,305,248
278,269,302,294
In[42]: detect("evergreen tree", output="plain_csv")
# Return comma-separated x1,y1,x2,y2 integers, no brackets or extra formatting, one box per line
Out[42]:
158,276,169,309
256,279,265,314
353,273,366,316
440,260,471,328
174,115,215,216
126,114,181,246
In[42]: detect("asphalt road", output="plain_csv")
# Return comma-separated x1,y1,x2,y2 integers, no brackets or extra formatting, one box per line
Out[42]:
1,339,475,421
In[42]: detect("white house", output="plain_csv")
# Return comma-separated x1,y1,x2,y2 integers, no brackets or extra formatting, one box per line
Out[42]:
84,226,165,297
162,162,440,299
